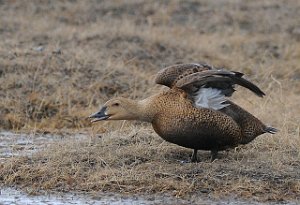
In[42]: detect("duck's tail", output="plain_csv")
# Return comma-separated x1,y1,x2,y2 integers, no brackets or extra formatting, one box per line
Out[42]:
264,126,278,134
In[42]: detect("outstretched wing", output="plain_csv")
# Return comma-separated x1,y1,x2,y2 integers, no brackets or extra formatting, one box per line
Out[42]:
176,70,265,97
156,63,265,110
155,63,212,88
174,69,265,110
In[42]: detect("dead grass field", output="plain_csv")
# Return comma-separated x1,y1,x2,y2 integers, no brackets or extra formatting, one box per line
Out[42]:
0,0,300,203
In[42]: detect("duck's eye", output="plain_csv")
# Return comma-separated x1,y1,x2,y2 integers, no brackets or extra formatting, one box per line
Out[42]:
112,102,120,107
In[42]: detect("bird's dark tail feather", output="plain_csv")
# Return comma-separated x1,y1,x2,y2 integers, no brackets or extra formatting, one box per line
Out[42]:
264,126,278,134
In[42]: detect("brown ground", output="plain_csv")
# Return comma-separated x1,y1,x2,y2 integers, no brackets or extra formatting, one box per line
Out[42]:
0,0,300,203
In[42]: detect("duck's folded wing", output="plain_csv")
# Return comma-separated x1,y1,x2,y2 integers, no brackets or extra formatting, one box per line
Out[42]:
175,70,265,110
155,63,212,88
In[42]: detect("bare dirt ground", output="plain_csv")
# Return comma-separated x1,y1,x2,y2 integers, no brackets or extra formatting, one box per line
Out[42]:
0,0,300,204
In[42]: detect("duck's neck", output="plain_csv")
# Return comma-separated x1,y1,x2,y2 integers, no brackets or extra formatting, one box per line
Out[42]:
133,97,157,123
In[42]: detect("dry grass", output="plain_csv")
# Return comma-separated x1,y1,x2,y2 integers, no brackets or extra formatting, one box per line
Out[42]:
0,0,300,203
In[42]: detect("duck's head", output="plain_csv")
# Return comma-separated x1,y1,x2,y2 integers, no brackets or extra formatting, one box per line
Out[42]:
89,97,139,122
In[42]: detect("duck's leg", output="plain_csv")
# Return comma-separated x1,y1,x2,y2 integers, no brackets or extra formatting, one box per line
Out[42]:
210,150,218,162
191,149,198,162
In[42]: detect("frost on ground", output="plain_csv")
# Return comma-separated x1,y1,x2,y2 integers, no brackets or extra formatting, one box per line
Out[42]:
0,187,188,205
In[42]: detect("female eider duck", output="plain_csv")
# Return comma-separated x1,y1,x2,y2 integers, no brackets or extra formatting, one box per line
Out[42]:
89,63,277,162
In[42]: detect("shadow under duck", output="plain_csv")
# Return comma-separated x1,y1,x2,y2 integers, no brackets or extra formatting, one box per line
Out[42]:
89,63,277,162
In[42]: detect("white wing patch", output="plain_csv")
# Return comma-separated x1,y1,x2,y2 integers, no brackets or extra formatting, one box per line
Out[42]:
194,87,229,110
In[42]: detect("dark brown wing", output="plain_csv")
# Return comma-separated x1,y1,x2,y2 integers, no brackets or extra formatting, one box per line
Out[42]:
175,70,265,97
155,63,212,88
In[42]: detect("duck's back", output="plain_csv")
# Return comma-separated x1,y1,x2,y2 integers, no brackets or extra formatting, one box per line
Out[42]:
219,101,267,144
150,90,242,150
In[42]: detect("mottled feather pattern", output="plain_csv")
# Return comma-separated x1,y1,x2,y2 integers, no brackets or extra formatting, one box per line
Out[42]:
150,90,242,150
155,63,212,87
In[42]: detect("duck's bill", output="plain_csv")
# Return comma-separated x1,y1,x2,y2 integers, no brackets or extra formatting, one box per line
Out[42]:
88,106,110,122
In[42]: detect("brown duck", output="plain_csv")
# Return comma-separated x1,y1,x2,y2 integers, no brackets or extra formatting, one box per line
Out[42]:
89,63,277,162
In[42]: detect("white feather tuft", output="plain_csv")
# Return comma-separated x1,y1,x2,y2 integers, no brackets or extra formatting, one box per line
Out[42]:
194,87,229,110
